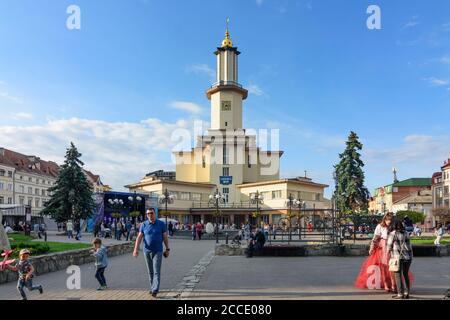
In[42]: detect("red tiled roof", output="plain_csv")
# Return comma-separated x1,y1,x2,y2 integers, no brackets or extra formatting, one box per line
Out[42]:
0,147,59,178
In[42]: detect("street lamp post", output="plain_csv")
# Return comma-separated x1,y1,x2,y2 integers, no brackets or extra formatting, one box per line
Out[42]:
159,188,174,227
285,193,298,242
294,199,305,240
250,190,264,229
128,191,143,229
209,188,225,244
108,198,124,239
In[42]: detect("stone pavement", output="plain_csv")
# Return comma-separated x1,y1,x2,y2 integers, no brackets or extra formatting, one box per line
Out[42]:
191,256,450,300
0,238,215,300
2,236,450,300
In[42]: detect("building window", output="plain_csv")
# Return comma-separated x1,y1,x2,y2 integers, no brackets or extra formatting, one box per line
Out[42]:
180,192,190,201
35,188,39,195
0,182,3,190
20,185,24,193
0,197,3,204
35,198,40,208
315,193,321,201
7,183,12,191
0,169,5,176
223,167,230,176
247,155,251,168
168,191,178,199
222,188,229,203
7,171,12,177
42,189,46,196
19,176,23,180
272,190,282,199
225,121,228,127
28,177,32,182
28,187,32,194
7,197,12,204
223,146,229,164
28,198,32,206
192,193,201,201
19,197,24,205
221,101,231,111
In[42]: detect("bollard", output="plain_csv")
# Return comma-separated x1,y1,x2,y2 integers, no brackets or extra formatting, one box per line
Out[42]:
225,232,229,244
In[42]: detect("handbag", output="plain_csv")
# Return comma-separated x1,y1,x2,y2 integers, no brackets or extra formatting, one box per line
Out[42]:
389,233,404,272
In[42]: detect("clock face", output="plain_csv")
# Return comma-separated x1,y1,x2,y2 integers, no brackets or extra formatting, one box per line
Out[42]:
221,101,231,111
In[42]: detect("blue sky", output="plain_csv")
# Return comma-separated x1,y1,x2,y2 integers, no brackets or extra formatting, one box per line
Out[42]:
0,0,449,196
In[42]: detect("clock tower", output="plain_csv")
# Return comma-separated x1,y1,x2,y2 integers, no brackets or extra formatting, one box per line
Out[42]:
207,19,248,130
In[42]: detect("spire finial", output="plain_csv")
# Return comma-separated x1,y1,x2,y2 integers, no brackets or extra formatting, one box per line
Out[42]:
221,17,233,48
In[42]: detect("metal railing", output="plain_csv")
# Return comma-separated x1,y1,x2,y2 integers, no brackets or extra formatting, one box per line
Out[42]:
210,80,243,89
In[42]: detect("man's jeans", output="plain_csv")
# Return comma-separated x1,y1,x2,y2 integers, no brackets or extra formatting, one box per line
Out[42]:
17,279,42,300
144,251,163,294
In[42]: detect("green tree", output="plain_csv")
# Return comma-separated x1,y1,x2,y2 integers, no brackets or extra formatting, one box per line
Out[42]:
41,142,95,222
395,210,426,224
334,131,370,215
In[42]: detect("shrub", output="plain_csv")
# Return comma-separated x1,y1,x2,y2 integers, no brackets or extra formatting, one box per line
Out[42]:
11,242,51,257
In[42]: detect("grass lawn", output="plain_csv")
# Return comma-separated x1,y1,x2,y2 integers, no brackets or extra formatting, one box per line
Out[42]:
7,233,91,258
411,236,450,245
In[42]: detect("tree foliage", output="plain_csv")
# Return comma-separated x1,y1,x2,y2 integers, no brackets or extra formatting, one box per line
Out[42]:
395,210,426,224
334,132,370,215
41,143,95,222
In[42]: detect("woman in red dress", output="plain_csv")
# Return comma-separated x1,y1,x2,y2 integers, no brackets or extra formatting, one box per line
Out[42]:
355,213,396,292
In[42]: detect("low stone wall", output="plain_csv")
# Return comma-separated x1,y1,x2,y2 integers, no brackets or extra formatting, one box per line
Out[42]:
215,244,450,257
0,242,133,284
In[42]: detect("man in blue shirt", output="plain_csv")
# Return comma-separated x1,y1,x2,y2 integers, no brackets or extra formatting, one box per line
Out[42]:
133,208,170,297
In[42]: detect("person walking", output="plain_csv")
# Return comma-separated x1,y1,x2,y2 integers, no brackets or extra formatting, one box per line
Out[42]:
196,222,203,240
125,220,132,241
434,223,444,246
133,208,170,298
168,221,174,237
192,224,197,240
388,219,413,299
66,220,73,240
74,220,81,241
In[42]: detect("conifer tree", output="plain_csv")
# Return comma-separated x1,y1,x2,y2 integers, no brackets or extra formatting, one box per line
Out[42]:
334,132,370,214
41,143,95,222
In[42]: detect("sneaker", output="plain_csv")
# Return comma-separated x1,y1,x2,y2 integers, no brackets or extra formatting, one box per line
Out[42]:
151,292,158,298
38,286,43,294
97,286,104,291
403,291,410,299
392,294,403,299
102,285,108,290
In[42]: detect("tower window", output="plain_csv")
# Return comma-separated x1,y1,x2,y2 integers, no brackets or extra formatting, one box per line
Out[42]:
225,122,228,127
223,167,230,176
221,101,231,111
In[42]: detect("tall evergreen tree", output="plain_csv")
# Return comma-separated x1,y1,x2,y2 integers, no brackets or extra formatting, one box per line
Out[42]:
41,142,95,222
334,131,370,214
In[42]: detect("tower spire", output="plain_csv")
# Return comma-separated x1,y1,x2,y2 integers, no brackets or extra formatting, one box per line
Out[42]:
221,17,233,48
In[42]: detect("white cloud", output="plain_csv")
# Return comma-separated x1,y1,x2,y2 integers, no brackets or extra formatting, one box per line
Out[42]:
402,16,420,29
168,101,203,114
0,91,23,104
247,84,265,96
442,22,450,31
256,0,263,6
10,112,33,120
365,134,450,167
424,77,450,86
186,64,215,81
440,55,450,65
0,117,201,191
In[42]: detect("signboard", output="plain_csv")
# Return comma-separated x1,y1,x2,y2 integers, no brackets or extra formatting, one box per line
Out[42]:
220,176,233,185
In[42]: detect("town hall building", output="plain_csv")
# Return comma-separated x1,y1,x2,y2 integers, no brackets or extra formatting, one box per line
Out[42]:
125,23,330,226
